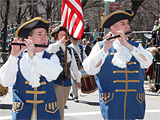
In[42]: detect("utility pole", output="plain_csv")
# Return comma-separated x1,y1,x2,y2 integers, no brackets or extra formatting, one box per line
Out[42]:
104,2,110,35
103,0,116,35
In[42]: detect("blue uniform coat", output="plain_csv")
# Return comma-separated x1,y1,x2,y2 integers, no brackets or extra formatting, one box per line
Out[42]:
96,41,145,120
12,51,61,120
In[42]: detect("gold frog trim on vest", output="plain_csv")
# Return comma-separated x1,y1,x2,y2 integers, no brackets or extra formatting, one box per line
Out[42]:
100,92,114,104
113,70,139,73
45,102,59,113
136,93,145,103
12,102,24,113
25,81,47,85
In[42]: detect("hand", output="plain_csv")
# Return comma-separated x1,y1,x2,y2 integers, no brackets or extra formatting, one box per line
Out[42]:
116,30,128,46
24,39,35,59
11,38,25,58
103,32,114,53
117,30,133,51
61,36,69,43
77,82,81,89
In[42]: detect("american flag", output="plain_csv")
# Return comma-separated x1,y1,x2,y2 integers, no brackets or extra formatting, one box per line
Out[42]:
61,0,84,40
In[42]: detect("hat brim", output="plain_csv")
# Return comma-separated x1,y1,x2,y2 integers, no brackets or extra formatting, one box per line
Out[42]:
100,10,134,28
15,17,50,38
51,25,66,37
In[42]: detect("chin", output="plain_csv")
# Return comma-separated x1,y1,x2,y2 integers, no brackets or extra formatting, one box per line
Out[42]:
35,48,45,53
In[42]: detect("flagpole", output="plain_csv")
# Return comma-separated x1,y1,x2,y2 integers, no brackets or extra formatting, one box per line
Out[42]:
64,30,68,79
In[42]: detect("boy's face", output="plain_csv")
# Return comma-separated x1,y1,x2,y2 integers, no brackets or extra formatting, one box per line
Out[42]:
28,28,48,53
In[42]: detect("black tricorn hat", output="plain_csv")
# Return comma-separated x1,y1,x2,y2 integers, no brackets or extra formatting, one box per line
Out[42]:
70,36,80,40
100,10,134,28
51,25,66,37
15,17,50,38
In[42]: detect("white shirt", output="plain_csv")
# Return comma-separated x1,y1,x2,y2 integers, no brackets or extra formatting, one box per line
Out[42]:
69,43,87,62
47,41,81,82
82,41,153,75
0,51,63,87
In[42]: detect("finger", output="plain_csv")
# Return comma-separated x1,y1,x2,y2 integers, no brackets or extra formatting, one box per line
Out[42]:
105,32,113,40
60,36,65,42
30,40,35,46
19,46,26,53
24,39,32,47
12,37,18,43
18,38,23,43
24,41,29,48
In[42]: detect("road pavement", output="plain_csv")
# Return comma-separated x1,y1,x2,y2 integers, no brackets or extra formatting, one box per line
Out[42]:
0,82,160,120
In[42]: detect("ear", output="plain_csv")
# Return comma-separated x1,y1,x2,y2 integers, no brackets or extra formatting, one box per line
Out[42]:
110,26,113,31
110,25,116,34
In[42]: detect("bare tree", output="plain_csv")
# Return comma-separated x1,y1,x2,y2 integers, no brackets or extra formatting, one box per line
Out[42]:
0,0,159,41
28,0,39,18
82,0,89,9
15,0,29,24
38,0,61,20
1,0,10,52
131,0,144,18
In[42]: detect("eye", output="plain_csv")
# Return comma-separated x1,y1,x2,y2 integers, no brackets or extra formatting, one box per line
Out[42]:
121,23,125,26
37,33,41,36
45,33,48,36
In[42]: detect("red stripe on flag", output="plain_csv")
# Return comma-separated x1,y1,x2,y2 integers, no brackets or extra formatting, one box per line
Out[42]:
68,10,74,30
61,0,84,40
70,17,80,36
65,1,83,22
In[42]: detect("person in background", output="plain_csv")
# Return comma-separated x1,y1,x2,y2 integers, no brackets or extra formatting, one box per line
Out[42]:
92,28,99,39
0,17,62,120
156,18,160,46
82,38,92,56
145,47,158,91
82,22,90,39
68,37,87,102
152,20,159,45
82,10,153,120
47,25,81,120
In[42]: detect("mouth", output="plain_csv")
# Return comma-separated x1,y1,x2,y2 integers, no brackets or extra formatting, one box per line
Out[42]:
40,43,46,45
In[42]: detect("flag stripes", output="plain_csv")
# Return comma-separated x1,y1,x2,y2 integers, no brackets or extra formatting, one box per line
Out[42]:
61,0,84,40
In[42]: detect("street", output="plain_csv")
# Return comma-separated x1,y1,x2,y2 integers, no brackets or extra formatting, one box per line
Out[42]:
0,82,160,120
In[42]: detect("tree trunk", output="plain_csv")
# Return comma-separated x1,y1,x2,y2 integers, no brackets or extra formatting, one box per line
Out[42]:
82,0,89,9
131,0,144,17
2,0,10,52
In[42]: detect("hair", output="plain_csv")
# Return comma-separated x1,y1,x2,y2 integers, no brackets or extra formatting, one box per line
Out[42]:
28,31,34,37
54,33,59,40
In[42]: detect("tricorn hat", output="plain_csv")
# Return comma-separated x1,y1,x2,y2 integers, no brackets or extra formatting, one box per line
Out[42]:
15,17,50,38
51,25,66,37
100,10,134,28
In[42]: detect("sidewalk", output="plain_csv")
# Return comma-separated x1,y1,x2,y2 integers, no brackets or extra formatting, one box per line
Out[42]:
0,86,12,109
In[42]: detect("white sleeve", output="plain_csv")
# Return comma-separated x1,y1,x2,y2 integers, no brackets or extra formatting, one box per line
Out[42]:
70,49,81,83
47,40,62,53
130,44,153,69
31,54,63,81
82,42,108,75
83,48,87,60
0,55,18,87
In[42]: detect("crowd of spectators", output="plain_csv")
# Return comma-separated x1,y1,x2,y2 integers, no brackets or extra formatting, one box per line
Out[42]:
144,18,160,92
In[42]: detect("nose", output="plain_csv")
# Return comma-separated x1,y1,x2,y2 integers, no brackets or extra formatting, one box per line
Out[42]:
41,33,48,38
126,23,130,29
41,34,48,42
